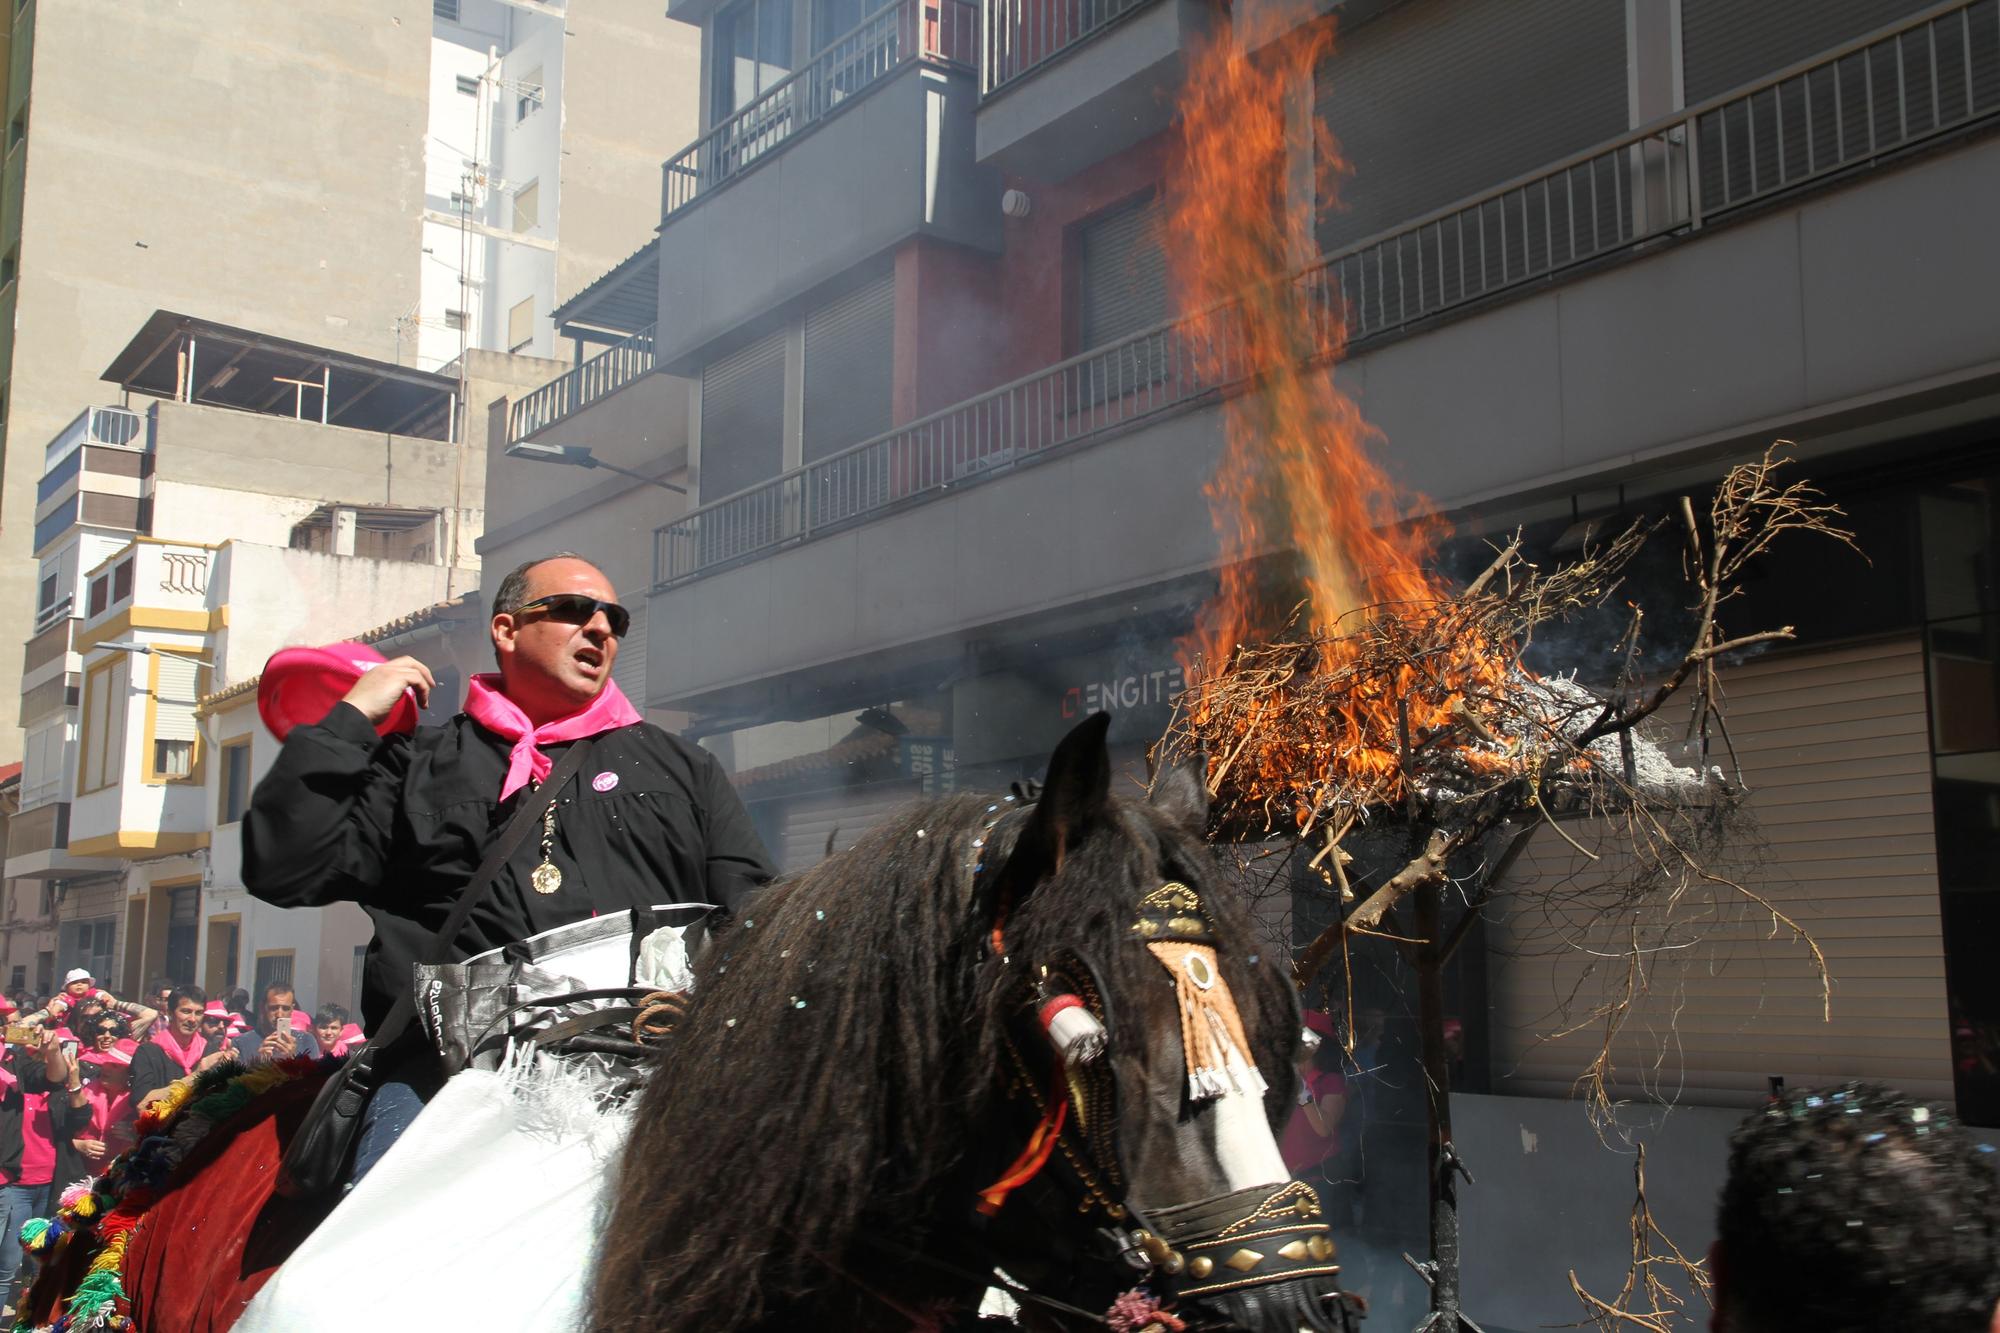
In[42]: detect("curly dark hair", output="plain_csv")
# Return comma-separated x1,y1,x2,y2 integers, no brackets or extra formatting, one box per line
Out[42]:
590,717,1318,1332
1717,1081,2000,1332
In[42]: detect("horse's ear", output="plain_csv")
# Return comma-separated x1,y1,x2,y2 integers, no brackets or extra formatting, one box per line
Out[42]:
1007,712,1113,882
1149,760,1209,833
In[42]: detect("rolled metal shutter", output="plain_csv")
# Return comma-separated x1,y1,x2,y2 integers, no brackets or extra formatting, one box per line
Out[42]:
1681,0,1940,102
803,275,895,464
777,780,922,873
699,330,787,503
1486,638,1952,1107
1079,194,1168,351
153,654,202,742
1313,0,1628,254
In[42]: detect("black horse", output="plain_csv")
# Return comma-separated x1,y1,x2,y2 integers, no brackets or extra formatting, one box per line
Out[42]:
592,713,1354,1331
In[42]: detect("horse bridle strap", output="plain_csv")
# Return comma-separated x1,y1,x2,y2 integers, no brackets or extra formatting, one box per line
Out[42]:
1126,1181,1340,1302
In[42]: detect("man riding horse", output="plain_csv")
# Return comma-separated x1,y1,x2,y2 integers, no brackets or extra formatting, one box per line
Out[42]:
241,551,776,1183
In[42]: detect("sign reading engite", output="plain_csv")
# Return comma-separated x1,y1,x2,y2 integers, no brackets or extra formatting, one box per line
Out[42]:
1061,661,1195,719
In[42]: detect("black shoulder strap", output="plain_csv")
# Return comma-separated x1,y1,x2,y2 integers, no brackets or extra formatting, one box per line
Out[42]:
369,736,596,1050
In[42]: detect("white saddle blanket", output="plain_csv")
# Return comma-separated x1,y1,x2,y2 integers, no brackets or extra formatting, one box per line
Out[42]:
235,1051,631,1330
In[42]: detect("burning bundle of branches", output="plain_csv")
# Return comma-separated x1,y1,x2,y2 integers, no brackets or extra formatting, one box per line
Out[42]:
1165,445,1856,949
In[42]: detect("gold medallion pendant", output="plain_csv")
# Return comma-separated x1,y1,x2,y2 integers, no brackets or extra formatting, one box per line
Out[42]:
532,802,563,894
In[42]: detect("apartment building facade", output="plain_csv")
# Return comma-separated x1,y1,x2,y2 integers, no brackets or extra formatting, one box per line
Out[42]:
53,539,473,1014
0,0,697,763
485,0,1997,1320
6,315,488,1000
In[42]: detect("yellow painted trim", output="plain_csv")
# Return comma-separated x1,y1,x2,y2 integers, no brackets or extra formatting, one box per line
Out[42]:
76,654,129,795
148,873,202,889
203,912,242,926
141,647,209,786
75,607,219,652
64,830,211,859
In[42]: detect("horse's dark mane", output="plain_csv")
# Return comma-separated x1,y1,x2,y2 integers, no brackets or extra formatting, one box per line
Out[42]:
589,783,1297,1332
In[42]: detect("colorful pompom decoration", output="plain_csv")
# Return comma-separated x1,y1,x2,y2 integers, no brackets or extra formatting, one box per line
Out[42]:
18,1215,49,1252
58,1180,92,1210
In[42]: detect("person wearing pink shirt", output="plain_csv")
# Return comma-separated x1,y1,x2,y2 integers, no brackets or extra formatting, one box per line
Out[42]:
0,1031,75,1312
54,1040,137,1191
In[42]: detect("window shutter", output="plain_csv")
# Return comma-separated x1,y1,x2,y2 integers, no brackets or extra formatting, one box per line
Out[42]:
153,655,201,743
1312,0,1628,254
802,275,895,463
509,297,536,350
1079,196,1168,351
699,330,787,502
1680,0,1937,102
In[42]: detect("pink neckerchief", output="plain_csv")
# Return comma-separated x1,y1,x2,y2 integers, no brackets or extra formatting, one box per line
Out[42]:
83,1083,136,1170
462,673,642,800
151,1026,205,1076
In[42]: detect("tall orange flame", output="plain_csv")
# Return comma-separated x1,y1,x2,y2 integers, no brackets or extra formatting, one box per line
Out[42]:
1167,10,1500,813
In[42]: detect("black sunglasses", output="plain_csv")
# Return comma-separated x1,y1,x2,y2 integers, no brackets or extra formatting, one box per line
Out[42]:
515,593,630,639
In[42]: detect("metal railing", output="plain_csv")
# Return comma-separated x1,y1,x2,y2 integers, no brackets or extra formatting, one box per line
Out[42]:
509,324,658,441
982,0,1157,95
40,405,143,475
662,0,976,219
657,0,1999,589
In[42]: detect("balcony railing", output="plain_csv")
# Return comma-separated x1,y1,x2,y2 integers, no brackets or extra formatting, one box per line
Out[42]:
41,406,144,475
22,619,73,678
981,0,1157,95
657,0,1999,588
510,324,657,442
662,0,976,219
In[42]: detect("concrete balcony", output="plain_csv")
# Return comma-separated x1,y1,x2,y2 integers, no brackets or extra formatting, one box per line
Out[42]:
652,0,1000,371
77,539,213,650
2,802,118,882
33,406,148,555
647,7,2000,721
974,0,1208,179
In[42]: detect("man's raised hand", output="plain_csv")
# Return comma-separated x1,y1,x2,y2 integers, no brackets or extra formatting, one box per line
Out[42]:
341,656,434,724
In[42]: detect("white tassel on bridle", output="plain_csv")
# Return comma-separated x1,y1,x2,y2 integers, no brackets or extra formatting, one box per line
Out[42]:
1038,993,1108,1070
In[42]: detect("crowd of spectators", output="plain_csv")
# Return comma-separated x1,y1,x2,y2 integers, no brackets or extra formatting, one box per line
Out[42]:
0,971,367,1317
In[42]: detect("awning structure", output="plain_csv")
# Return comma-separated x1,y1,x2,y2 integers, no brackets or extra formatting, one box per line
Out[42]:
552,241,660,341
102,311,458,440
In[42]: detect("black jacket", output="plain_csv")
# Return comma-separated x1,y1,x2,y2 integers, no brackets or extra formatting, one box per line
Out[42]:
242,702,775,1031
130,1032,226,1105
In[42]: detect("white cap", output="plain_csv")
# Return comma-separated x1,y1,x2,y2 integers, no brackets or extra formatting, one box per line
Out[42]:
63,967,92,985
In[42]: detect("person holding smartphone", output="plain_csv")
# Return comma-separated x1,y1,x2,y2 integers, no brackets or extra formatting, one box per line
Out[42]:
0,1030,76,1309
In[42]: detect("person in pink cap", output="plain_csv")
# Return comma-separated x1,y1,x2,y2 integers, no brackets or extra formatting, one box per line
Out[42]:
242,553,774,1185
55,1039,137,1187
200,999,230,1043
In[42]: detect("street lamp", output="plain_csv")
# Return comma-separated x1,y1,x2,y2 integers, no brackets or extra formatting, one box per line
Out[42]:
505,440,687,494
97,640,215,667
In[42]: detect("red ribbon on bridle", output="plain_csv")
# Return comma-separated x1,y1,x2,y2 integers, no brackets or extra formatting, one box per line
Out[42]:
975,1087,1068,1216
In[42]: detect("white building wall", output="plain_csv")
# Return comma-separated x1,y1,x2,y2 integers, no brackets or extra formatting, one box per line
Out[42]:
490,14,565,360
421,0,510,371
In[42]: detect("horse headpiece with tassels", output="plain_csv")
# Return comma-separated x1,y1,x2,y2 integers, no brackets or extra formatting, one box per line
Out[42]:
972,713,1348,1331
